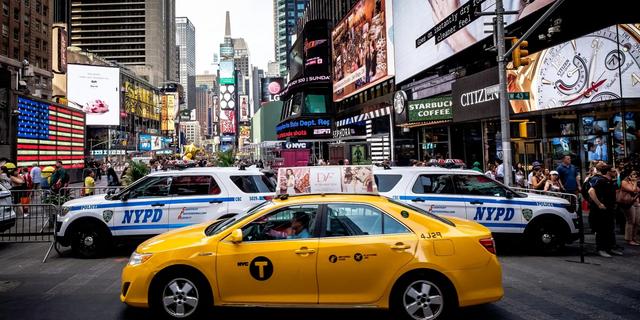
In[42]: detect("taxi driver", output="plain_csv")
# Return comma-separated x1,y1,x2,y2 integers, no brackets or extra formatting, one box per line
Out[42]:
268,212,311,239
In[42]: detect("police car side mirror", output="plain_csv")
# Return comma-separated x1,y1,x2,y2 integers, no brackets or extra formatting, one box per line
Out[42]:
505,190,514,199
229,229,243,244
121,191,131,201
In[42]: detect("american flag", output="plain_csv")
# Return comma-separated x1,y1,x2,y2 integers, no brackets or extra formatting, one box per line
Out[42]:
16,97,86,169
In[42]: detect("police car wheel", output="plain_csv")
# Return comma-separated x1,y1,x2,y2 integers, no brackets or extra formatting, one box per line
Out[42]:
151,271,211,320
528,221,565,254
70,222,107,258
392,275,455,320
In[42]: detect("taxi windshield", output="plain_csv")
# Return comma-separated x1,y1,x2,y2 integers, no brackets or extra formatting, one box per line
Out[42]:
205,201,275,236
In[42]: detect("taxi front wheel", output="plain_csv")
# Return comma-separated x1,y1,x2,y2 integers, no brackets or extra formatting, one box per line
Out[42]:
150,270,211,320
391,275,456,320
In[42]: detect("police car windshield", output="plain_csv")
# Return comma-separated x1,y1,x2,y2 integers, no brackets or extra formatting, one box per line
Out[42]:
205,201,274,236
388,199,455,227
107,176,150,200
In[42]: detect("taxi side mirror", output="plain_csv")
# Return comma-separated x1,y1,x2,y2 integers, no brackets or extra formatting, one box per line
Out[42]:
229,229,243,244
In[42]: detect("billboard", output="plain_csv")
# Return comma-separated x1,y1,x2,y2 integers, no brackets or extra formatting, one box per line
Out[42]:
332,0,395,102
67,64,120,126
393,0,556,83
219,84,236,110
139,134,152,151
219,61,235,85
508,24,640,113
239,95,249,122
16,96,86,168
261,77,284,103
276,166,377,195
220,110,236,135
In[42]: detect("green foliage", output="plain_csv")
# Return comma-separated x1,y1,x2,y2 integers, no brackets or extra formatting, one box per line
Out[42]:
216,150,235,167
121,160,150,186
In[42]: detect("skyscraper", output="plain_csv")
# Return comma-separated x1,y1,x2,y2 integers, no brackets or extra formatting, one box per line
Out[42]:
68,0,177,86
232,37,250,96
273,0,309,77
176,17,196,112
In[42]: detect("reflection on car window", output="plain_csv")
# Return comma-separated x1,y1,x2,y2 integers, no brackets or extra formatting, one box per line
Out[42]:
241,205,318,241
170,176,221,196
324,203,409,237
230,175,276,193
206,201,275,236
374,174,402,192
412,175,455,194
455,175,507,197
129,177,171,199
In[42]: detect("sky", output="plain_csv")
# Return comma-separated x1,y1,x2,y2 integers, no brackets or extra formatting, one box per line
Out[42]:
176,0,275,74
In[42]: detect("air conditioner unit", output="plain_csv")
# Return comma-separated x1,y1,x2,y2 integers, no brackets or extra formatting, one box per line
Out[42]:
23,66,35,77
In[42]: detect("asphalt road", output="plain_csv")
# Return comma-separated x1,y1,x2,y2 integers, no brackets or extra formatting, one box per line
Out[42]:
0,238,639,320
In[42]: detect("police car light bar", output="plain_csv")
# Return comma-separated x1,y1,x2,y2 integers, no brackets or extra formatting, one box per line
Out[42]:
276,166,378,196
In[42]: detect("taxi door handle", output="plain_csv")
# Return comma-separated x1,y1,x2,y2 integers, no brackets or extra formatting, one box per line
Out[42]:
470,201,483,205
391,242,411,250
294,247,316,255
411,198,425,202
151,203,165,207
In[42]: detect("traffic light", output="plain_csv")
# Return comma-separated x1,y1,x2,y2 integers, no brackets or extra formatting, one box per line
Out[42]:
511,38,530,68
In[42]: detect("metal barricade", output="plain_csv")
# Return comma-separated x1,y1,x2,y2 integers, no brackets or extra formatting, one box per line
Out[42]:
0,203,58,243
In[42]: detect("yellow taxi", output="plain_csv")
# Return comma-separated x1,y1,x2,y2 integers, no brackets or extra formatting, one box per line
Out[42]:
121,194,503,320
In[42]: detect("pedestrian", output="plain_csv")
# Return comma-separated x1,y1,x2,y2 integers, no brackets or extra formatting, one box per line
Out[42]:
485,164,496,180
84,170,96,196
588,162,621,257
515,163,526,188
20,167,33,214
495,159,505,183
30,163,42,189
9,168,26,216
95,161,102,181
619,171,640,246
544,171,565,192
556,155,580,195
0,166,11,190
50,160,69,194
471,161,483,173
106,164,120,187
530,166,547,190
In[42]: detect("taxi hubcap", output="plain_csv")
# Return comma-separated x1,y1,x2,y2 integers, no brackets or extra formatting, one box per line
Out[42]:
403,280,443,320
163,278,199,318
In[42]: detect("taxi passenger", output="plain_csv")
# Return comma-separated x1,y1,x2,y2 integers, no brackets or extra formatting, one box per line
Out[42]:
268,212,311,239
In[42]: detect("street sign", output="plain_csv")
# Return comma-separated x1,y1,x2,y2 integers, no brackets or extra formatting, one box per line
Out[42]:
508,92,530,100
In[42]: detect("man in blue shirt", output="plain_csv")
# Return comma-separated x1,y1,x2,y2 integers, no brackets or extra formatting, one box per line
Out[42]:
556,155,580,194
30,164,42,189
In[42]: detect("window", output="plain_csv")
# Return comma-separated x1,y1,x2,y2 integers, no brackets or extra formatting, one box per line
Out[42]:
241,205,318,241
412,175,455,194
303,94,327,114
230,175,275,193
374,174,402,192
170,175,220,196
454,175,508,197
289,92,302,117
325,203,409,237
127,177,171,199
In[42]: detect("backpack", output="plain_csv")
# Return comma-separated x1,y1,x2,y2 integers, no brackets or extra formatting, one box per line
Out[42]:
582,175,601,203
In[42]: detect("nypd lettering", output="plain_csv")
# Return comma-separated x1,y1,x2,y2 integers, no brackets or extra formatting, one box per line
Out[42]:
473,207,515,221
122,209,163,224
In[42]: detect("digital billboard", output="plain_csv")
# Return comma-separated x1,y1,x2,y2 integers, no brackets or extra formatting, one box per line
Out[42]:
239,95,249,122
332,0,395,102
220,110,236,135
219,61,235,85
261,77,284,103
219,84,236,110
67,64,120,126
139,134,152,151
16,96,85,168
508,24,640,113
393,0,556,83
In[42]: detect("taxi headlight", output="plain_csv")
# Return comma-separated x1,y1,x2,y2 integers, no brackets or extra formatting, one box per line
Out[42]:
60,207,70,217
129,252,153,266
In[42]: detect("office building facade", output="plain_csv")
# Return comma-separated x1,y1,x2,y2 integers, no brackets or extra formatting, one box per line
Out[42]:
273,0,308,77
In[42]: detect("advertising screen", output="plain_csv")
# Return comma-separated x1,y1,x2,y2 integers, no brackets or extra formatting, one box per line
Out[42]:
332,0,395,102
219,61,235,85
67,64,120,126
219,84,236,110
393,0,556,83
508,24,640,113
220,110,236,135
16,96,85,168
139,134,152,151
239,95,249,122
261,77,284,103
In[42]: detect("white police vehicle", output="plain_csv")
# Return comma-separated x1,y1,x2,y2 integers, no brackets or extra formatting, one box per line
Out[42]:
0,184,16,233
374,167,579,253
56,167,275,258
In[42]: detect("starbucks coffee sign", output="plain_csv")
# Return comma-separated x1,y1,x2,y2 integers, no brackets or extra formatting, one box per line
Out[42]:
407,96,453,122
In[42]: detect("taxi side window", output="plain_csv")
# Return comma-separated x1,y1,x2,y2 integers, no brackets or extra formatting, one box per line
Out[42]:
412,175,455,194
325,203,409,237
128,177,171,199
454,175,508,197
170,176,221,196
241,205,319,242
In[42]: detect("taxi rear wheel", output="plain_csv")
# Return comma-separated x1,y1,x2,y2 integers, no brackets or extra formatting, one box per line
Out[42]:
391,274,456,320
150,270,211,320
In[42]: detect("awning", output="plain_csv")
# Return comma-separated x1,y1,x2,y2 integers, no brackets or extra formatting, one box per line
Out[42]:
398,120,452,128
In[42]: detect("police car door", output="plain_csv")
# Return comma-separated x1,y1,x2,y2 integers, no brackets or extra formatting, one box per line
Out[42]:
167,175,228,227
112,176,172,236
453,174,524,232
405,174,466,219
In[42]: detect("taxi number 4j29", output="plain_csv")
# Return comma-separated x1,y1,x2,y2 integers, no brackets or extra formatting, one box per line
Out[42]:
473,207,515,222
121,209,163,224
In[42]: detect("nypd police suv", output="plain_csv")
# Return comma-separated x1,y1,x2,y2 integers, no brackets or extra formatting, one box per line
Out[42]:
374,167,579,253
56,167,275,258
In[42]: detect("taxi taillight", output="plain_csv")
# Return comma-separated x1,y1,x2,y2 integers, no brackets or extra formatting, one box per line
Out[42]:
479,238,496,254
